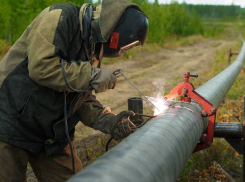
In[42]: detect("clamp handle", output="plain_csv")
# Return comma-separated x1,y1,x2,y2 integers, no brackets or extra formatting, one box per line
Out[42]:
184,72,198,82
190,73,198,78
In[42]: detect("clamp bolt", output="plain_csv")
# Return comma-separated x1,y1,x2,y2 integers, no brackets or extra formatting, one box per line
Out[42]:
210,107,216,114
182,88,188,94
201,111,208,117
206,142,212,148
200,134,207,143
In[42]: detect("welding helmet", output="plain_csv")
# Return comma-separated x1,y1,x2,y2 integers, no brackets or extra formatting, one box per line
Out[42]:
102,8,149,58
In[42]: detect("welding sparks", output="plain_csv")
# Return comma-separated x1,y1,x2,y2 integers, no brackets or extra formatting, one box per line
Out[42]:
147,96,169,115
145,79,170,115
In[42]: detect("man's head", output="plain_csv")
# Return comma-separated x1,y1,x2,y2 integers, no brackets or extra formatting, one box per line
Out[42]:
90,0,149,62
102,8,149,58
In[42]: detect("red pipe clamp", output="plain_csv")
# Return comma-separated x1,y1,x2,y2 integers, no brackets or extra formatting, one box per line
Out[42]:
165,72,217,153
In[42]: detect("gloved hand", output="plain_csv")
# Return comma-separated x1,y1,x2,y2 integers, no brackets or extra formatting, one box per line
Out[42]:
111,116,138,140
89,67,117,93
93,109,136,137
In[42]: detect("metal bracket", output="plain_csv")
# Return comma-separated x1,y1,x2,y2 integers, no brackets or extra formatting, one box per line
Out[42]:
228,48,239,64
226,139,244,154
165,72,217,153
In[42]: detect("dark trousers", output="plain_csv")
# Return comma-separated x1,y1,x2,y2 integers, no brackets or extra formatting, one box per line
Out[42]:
0,140,83,182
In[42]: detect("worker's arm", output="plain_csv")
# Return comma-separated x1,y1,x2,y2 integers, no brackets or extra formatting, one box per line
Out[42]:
27,8,91,91
77,93,136,139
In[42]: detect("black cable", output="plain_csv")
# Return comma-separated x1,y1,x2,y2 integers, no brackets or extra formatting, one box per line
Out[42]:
134,117,153,129
64,91,75,174
61,59,92,174
105,136,114,152
133,113,156,129
61,59,91,92
134,113,156,118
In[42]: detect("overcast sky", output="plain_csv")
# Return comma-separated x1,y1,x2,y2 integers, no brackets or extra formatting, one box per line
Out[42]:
157,0,245,7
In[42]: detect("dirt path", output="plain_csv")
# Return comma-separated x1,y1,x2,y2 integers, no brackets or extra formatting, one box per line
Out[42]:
27,39,235,181
96,39,234,113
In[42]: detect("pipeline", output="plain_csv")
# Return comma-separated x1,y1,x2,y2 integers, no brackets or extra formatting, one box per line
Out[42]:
196,43,245,108
214,122,243,139
67,43,245,182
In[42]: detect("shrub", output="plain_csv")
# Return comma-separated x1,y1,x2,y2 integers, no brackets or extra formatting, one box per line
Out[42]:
0,39,7,56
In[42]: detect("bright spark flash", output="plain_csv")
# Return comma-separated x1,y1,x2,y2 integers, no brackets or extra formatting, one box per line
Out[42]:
147,96,169,115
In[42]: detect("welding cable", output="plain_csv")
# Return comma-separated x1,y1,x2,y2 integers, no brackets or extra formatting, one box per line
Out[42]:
26,61,89,175
105,136,114,152
133,117,154,129
61,59,92,92
64,91,75,174
131,113,156,129
61,59,92,174
134,113,156,118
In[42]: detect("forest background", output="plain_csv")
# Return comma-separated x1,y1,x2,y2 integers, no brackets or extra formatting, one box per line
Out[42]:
0,0,244,47
0,0,245,181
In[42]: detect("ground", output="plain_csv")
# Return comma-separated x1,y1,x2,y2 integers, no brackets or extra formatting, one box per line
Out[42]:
21,38,237,181
95,39,234,113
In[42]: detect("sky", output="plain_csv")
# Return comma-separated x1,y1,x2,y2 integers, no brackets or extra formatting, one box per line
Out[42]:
157,0,245,7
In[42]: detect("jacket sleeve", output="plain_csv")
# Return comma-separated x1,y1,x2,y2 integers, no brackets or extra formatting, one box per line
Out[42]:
76,93,117,134
27,8,91,91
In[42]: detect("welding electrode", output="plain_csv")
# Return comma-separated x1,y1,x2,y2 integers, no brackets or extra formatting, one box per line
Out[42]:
113,69,161,112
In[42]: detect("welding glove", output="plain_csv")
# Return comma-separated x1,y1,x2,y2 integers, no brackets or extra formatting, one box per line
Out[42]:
89,67,117,93
93,108,135,137
111,116,138,140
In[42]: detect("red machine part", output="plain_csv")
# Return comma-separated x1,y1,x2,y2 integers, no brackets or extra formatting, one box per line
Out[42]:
165,72,217,153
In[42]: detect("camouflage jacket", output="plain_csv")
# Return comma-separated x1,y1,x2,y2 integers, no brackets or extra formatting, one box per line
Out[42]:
0,0,143,155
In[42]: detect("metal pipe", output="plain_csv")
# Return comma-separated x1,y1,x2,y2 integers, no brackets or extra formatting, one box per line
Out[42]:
68,43,245,182
228,48,239,63
214,122,243,139
196,43,245,108
68,102,207,182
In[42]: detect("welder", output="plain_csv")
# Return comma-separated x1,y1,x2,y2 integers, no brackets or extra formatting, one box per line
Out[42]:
0,0,148,181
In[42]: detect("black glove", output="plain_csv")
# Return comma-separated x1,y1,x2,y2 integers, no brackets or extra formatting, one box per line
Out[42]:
89,67,117,93
111,117,138,140
93,109,136,136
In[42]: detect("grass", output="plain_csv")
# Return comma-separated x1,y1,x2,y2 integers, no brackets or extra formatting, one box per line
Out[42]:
163,34,204,49
102,42,161,65
0,39,7,56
